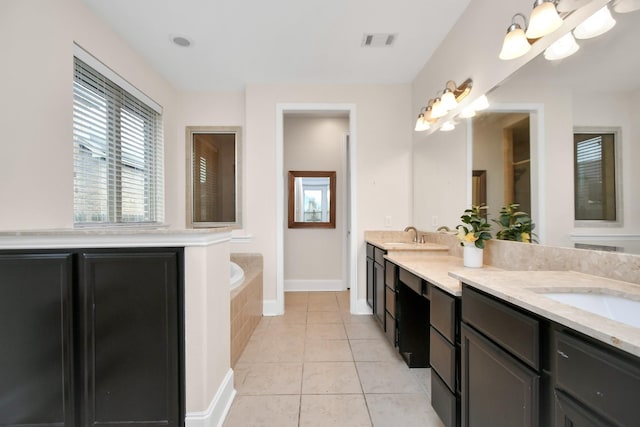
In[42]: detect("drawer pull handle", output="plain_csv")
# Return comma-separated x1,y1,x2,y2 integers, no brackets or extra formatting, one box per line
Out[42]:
595,391,604,398
557,350,569,359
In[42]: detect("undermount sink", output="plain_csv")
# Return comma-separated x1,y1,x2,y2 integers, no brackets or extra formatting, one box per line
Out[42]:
542,292,640,328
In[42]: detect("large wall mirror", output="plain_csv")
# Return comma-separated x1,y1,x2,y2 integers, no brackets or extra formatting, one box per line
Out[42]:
186,126,242,228
288,171,336,229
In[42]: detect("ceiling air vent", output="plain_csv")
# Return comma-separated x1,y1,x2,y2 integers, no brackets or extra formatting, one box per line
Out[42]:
361,33,397,47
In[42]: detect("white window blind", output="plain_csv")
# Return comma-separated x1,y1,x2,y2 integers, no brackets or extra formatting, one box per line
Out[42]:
73,54,164,225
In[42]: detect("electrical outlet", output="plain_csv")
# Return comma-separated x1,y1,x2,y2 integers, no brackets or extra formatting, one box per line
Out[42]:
432,216,438,226
384,216,392,227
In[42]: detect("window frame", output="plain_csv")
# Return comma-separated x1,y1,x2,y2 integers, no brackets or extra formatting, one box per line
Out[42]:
73,45,164,227
573,126,623,228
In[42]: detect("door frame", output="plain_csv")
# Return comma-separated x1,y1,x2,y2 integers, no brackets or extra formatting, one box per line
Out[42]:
276,103,358,314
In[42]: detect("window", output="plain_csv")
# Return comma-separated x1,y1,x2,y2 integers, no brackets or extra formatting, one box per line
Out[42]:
73,48,163,225
574,128,621,225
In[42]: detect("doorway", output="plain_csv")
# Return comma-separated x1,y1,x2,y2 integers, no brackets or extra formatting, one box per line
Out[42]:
276,104,358,315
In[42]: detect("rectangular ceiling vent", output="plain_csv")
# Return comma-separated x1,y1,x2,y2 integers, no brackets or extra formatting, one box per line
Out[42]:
361,33,397,48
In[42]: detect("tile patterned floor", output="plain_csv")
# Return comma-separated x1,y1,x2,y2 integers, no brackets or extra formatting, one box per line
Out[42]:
223,291,445,427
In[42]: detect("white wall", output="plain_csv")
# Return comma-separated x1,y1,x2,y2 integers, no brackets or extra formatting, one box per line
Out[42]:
283,116,348,289
243,84,413,308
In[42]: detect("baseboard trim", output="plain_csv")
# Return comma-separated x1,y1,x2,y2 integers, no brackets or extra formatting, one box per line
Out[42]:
355,298,373,315
284,279,346,292
185,369,236,427
263,299,280,316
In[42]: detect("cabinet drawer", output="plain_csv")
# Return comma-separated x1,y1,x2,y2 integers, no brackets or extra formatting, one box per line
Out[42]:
462,285,540,370
431,327,457,392
385,312,396,347
432,370,459,427
399,268,422,296
374,247,385,265
385,287,396,317
366,243,374,259
431,285,458,343
385,261,397,290
554,330,640,427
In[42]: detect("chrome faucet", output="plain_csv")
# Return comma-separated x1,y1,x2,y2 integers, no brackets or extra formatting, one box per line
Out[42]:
437,226,451,232
404,226,418,242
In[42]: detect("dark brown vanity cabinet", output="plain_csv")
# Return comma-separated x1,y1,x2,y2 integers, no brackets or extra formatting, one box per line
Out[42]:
552,327,640,427
396,267,429,367
461,285,543,427
366,244,386,327
430,285,461,427
0,248,184,427
384,260,398,347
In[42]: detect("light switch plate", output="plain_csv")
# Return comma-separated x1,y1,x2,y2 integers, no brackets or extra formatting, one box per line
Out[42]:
384,216,392,227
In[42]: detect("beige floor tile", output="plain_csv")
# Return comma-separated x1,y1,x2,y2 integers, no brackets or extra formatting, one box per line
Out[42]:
234,362,303,395
345,321,386,340
223,394,300,427
304,339,353,362
299,394,372,427
264,322,307,339
341,311,376,324
302,362,362,394
307,300,340,312
236,339,263,364
258,337,306,362
285,291,309,303
285,301,308,312
308,291,339,302
409,368,432,396
356,361,423,394
350,339,403,362
307,310,342,324
269,310,307,325
306,323,347,340
365,394,445,427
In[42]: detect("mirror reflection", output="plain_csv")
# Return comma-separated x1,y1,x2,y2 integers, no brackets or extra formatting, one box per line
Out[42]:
288,171,336,228
186,126,242,228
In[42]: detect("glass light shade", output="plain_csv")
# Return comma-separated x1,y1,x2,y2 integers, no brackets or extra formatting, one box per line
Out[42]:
471,95,489,111
440,121,455,132
544,32,580,60
441,90,458,111
414,115,430,131
499,26,531,60
525,1,563,39
613,0,640,13
431,98,447,119
459,107,476,118
574,6,616,39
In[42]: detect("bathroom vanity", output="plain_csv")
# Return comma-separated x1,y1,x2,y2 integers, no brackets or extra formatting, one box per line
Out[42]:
0,229,231,427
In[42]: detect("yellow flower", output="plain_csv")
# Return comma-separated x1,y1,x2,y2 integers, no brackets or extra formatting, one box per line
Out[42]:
464,232,478,243
456,228,466,241
521,232,530,243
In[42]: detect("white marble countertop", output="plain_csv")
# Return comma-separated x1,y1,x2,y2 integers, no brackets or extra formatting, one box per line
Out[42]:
365,231,449,253
450,269,640,357
0,227,231,249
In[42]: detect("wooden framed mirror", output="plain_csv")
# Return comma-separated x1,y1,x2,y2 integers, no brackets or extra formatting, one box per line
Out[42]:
288,171,336,228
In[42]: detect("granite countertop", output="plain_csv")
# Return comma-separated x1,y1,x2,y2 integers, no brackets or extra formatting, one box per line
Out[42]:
450,269,640,357
384,253,503,296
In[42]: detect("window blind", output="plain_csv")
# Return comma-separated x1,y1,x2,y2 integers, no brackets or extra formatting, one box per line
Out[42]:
73,55,164,225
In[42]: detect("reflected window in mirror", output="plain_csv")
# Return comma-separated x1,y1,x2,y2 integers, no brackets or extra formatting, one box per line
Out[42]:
574,128,621,225
288,171,336,228
186,126,242,228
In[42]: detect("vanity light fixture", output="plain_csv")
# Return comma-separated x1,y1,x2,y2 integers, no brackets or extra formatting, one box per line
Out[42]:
556,0,591,13
573,5,616,39
459,107,476,118
440,81,459,111
544,31,580,60
499,13,532,60
470,95,490,111
430,96,448,120
526,0,563,39
414,108,431,131
613,0,640,13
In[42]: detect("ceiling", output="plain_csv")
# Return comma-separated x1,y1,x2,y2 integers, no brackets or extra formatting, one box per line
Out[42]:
83,0,471,92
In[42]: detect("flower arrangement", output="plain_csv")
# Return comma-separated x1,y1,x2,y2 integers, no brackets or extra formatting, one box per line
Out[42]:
456,205,492,249
493,203,537,243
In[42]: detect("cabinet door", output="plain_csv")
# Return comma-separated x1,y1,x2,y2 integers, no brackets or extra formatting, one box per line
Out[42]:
0,253,74,427
78,250,181,427
366,257,374,309
554,391,614,427
461,323,539,427
374,261,385,327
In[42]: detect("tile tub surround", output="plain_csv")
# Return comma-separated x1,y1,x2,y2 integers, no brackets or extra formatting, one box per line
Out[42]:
450,270,640,357
230,253,263,368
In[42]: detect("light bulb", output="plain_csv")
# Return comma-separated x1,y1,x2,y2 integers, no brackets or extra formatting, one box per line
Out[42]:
441,89,458,111
471,95,489,111
526,0,563,39
431,98,447,119
459,107,476,119
414,114,430,131
440,121,455,132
